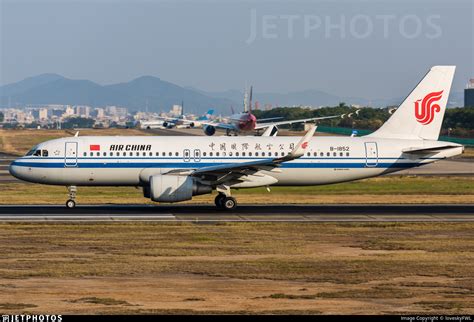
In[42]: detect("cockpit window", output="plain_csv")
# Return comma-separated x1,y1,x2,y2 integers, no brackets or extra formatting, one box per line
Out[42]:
25,146,39,156
26,148,48,157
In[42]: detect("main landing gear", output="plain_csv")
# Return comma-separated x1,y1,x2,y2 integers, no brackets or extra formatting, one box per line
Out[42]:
214,185,237,210
66,185,77,209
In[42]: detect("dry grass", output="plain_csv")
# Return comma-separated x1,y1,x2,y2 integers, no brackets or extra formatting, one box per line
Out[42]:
0,222,473,314
0,128,151,156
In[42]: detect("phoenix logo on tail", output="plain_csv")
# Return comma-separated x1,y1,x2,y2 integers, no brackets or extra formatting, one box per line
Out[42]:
414,90,444,125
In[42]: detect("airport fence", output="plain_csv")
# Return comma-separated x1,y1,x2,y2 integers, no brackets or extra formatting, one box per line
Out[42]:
316,126,474,147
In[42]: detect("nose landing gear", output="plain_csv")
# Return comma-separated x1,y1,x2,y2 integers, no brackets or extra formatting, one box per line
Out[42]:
66,185,77,209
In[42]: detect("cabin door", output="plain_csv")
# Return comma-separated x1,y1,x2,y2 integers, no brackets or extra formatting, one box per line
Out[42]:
364,142,378,167
65,142,78,167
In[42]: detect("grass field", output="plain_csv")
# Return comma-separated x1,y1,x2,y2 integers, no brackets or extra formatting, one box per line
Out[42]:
0,128,151,156
0,222,472,314
0,176,473,205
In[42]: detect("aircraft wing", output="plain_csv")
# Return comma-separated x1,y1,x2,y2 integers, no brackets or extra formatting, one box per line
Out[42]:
164,126,317,183
254,115,340,130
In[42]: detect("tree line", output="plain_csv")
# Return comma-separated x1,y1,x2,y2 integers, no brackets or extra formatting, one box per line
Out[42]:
253,104,474,138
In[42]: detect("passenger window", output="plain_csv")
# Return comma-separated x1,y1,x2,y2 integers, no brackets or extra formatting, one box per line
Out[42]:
169,152,172,156
83,152,87,157
162,152,166,156
156,152,159,156
249,152,252,156
97,152,100,156
340,152,343,157
210,152,213,157
103,152,107,156
307,152,310,156
116,152,120,156
130,152,133,156
326,152,330,157
175,152,179,156
203,152,207,157
242,152,245,157
262,152,265,156
333,152,337,157
314,152,317,157
255,152,259,157
123,152,126,156
216,152,219,157
149,152,152,156
320,152,324,157
229,152,233,157
110,152,113,156
346,152,350,157
90,152,93,156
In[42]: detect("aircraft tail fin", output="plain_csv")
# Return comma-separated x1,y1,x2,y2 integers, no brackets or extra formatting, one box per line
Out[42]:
368,66,455,141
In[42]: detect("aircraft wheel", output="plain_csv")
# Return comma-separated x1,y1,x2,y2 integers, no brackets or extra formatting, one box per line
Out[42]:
221,197,237,210
214,194,226,208
66,199,76,209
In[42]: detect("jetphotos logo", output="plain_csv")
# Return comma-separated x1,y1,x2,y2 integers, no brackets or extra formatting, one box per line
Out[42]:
414,90,443,125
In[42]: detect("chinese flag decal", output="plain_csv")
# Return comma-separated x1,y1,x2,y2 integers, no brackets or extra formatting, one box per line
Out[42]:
90,145,100,151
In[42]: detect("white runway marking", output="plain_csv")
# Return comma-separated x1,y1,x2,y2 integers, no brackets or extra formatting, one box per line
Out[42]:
0,215,472,222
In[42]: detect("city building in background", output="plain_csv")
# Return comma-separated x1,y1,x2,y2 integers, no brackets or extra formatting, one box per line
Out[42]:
465,79,474,107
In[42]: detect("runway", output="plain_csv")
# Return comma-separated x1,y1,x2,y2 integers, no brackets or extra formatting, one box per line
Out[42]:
0,204,472,222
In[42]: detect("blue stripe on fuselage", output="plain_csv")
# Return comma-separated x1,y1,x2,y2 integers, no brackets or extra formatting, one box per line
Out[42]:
11,161,421,169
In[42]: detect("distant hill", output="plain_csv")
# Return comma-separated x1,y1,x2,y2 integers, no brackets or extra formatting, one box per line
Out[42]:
0,75,236,114
1,74,463,114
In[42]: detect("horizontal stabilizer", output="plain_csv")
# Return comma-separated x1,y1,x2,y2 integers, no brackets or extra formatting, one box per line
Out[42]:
402,145,461,154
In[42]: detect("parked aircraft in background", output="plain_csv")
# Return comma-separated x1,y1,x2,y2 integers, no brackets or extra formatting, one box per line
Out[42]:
10,66,462,210
201,86,339,136
140,107,214,130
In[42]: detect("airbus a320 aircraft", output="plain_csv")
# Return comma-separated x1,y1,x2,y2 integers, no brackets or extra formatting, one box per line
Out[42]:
9,66,463,210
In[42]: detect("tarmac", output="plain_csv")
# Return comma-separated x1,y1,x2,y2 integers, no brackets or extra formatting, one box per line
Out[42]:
0,204,472,222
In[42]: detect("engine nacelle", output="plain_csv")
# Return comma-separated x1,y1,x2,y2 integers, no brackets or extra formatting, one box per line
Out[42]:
189,122,195,128
203,125,216,136
149,174,212,202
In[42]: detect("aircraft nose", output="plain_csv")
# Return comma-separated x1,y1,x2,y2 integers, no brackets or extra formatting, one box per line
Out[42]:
9,161,20,179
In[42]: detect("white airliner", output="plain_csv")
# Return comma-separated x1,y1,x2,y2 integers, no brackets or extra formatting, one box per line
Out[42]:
9,66,463,210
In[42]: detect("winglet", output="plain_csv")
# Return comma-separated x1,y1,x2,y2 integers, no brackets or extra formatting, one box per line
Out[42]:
289,125,317,158
74,131,79,137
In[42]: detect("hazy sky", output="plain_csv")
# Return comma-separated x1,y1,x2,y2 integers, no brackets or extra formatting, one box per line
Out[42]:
1,0,473,99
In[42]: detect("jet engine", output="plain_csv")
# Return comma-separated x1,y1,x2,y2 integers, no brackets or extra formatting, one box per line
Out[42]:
203,125,216,136
188,122,195,128
148,174,211,202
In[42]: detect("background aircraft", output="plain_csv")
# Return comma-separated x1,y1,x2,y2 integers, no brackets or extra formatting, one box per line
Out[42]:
201,86,339,136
